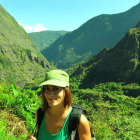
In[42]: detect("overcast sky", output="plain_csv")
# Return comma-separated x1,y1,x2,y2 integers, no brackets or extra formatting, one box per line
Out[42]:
0,0,139,33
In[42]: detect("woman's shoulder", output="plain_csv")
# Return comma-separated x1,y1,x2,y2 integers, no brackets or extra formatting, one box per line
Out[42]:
78,114,92,140
80,114,88,124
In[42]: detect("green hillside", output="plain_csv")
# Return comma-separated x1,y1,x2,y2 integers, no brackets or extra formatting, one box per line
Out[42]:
67,21,140,89
29,30,69,50
1,81,140,139
1,21,140,139
0,4,55,90
41,3,140,69
0,3,140,140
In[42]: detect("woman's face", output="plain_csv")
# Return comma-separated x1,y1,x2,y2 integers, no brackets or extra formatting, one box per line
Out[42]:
43,85,65,107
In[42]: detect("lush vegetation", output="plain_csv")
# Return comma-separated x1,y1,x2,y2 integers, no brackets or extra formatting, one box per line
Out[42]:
29,30,69,50
40,3,140,69
66,23,140,89
0,3,140,140
0,83,42,140
71,82,140,139
0,81,140,140
0,5,55,90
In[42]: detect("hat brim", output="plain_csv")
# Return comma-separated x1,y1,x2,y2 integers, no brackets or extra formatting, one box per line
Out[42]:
39,80,68,87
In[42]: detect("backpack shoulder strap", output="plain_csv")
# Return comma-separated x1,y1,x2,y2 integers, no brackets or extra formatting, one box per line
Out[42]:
68,103,83,140
36,106,45,138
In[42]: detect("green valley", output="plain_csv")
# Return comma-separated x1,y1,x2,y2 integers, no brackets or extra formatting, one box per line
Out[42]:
67,21,140,89
29,30,69,50
0,3,140,140
41,3,140,69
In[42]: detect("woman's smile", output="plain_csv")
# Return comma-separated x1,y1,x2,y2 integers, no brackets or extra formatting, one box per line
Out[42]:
48,98,55,101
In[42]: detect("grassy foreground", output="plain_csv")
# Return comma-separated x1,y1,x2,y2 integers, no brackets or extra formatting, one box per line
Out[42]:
0,82,140,140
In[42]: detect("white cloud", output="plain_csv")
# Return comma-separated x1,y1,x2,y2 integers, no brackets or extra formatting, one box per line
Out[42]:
33,23,47,32
17,20,47,33
24,25,33,31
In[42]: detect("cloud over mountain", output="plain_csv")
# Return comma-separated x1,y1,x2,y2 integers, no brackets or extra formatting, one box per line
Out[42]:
17,20,47,33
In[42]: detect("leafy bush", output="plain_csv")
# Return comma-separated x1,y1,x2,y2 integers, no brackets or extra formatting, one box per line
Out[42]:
0,84,42,133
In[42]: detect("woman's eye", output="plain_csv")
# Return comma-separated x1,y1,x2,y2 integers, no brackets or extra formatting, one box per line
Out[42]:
54,87,59,90
44,86,49,90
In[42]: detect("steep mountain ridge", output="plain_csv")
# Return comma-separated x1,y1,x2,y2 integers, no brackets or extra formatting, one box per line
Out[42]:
0,5,53,89
29,30,69,50
41,3,140,69
67,21,140,88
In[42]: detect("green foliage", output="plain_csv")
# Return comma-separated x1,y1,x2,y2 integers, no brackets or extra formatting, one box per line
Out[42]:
0,4,55,90
19,48,32,60
71,82,140,139
0,84,42,134
1,3,140,139
1,82,140,139
0,55,11,68
24,49,31,58
29,30,69,50
41,4,140,69
0,117,27,140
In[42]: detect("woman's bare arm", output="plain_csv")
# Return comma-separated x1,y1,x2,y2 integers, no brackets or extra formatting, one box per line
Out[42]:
78,114,92,140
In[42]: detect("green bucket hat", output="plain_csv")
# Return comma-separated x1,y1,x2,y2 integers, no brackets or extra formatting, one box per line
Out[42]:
39,70,69,87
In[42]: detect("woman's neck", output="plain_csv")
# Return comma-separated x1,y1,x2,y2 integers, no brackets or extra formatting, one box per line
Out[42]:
47,104,69,117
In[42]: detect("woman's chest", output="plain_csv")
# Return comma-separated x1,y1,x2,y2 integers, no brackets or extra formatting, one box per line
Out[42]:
45,115,67,134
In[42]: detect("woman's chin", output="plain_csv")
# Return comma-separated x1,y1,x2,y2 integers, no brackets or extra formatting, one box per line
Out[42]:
48,101,64,107
48,102,55,106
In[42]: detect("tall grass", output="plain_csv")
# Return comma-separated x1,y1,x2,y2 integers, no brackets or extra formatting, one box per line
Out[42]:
0,112,27,140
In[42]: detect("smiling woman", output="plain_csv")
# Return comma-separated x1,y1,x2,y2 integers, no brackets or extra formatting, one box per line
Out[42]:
42,85,70,109
25,70,92,140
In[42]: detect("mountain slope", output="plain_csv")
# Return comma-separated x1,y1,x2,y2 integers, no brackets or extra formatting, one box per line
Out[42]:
67,21,140,89
0,4,54,89
41,3,140,69
29,30,69,50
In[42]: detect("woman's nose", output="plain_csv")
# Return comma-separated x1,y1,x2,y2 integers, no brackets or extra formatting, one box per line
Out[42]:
49,90,55,96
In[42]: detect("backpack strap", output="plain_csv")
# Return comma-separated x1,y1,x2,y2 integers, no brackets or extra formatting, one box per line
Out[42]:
35,104,88,139
68,104,83,140
36,106,45,138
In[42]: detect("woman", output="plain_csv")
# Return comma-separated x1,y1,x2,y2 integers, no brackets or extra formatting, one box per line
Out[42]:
26,70,92,140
